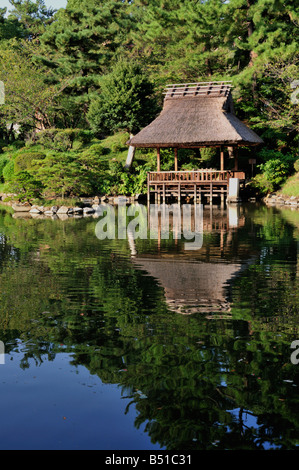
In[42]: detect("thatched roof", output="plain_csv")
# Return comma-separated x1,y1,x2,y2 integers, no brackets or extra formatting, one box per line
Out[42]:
133,257,242,315
128,82,263,148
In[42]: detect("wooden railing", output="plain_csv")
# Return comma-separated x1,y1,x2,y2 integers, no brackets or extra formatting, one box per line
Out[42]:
148,170,245,183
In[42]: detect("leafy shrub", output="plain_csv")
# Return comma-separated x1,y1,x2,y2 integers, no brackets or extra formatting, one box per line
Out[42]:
35,129,94,152
34,151,92,198
200,147,217,161
280,173,299,197
123,166,148,195
32,129,56,147
250,173,275,194
3,160,15,182
250,149,297,194
7,170,44,201
14,152,46,172
76,130,95,144
181,162,196,170
97,174,115,195
258,158,292,188
83,143,110,157
294,159,299,172
258,148,291,162
111,142,124,153
119,132,130,146
52,130,74,151
0,154,9,182
79,153,109,173
109,159,124,174
103,158,148,195
2,141,25,151
87,61,158,135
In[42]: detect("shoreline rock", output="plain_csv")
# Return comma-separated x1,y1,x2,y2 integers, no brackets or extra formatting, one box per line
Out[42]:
263,193,299,207
1,193,145,219
57,206,70,215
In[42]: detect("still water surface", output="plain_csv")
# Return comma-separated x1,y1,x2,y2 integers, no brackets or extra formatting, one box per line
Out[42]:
0,203,298,450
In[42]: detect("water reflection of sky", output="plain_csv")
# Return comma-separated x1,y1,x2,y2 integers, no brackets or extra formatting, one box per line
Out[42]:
229,408,280,450
0,349,164,450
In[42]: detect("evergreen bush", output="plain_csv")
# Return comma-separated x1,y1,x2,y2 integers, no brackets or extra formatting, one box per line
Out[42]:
14,152,46,172
0,154,9,182
3,160,15,182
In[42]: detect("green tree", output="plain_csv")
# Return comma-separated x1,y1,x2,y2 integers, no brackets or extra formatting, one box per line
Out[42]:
35,151,91,198
127,0,235,83
128,0,182,78
7,0,57,39
38,0,132,114
227,0,299,95
254,58,299,137
7,169,44,201
224,0,299,166
0,39,71,135
0,6,24,41
87,61,157,135
172,0,234,80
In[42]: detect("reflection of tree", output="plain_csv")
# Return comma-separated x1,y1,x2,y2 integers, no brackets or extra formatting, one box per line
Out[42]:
121,322,298,449
19,342,57,370
64,311,299,450
0,206,298,449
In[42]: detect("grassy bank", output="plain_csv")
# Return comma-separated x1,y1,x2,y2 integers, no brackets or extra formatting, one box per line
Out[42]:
278,172,299,198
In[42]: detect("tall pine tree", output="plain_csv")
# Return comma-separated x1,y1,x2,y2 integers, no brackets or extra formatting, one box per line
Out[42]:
227,0,298,84
7,0,57,39
128,0,237,83
38,0,132,114
0,6,23,42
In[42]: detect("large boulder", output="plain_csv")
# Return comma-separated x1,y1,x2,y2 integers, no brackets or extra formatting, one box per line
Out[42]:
30,205,43,214
57,206,70,214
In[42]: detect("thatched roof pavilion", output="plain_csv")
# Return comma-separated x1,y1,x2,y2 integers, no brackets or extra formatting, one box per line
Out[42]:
127,81,263,174
129,81,263,149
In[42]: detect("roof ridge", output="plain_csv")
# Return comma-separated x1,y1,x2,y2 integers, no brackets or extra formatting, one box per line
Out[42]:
164,81,232,98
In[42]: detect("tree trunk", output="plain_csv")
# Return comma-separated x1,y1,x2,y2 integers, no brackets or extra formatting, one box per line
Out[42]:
7,123,14,141
247,0,258,102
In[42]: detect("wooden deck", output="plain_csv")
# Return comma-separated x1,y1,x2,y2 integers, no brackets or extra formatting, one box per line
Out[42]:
147,170,245,204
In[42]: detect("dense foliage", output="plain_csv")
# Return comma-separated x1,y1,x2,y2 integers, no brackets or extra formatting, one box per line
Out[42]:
0,0,298,199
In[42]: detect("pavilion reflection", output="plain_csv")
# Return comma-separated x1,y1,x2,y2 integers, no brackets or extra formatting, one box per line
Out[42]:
130,204,250,316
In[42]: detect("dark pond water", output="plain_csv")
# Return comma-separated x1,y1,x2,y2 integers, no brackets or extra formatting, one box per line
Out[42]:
0,202,298,450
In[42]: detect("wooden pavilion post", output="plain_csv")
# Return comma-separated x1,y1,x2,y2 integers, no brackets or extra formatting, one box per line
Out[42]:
174,148,178,171
220,146,224,171
157,147,161,171
234,147,239,171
